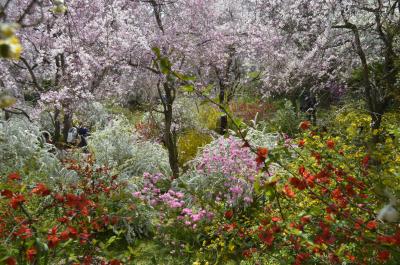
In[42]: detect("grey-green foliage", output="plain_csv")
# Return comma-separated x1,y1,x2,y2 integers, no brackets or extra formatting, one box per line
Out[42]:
75,101,110,130
0,117,64,179
88,117,171,177
142,96,201,133
118,141,171,178
88,118,135,167
245,127,281,149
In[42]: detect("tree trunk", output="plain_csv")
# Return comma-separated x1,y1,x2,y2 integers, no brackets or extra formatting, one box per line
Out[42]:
219,82,228,135
53,108,61,143
4,110,10,120
161,82,179,179
164,107,180,179
62,112,72,142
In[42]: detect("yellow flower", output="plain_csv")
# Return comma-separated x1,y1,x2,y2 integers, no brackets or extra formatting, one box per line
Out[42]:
51,4,67,14
0,35,22,59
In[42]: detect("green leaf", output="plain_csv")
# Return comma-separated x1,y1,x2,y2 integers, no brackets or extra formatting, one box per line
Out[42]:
202,84,214,96
254,174,261,193
106,235,117,247
173,71,196,81
265,186,276,201
179,84,194,93
151,47,161,58
248,71,261,79
159,57,171,74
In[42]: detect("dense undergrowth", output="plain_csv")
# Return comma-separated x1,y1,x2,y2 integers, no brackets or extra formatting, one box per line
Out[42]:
1,99,400,265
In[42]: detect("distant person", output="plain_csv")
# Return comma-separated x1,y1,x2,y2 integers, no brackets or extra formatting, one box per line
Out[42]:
300,91,317,124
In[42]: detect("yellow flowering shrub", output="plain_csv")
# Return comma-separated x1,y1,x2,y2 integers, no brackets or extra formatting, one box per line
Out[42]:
178,129,212,168
0,23,22,59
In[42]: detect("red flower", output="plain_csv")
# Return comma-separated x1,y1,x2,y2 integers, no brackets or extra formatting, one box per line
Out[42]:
299,120,311,130
26,247,37,262
377,250,390,262
295,252,310,265
48,234,60,248
57,216,69,223
326,139,335,149
1,189,13,198
5,257,16,265
47,227,60,248
32,183,51,196
79,232,91,244
366,220,378,230
271,216,282,222
300,216,311,224
298,139,305,148
10,194,25,209
224,210,234,219
312,152,321,163
109,259,122,265
68,226,78,236
60,230,70,241
83,256,93,265
14,224,33,239
289,177,307,190
377,235,396,245
54,193,65,203
242,248,257,258
258,229,274,246
223,222,237,232
65,193,95,216
328,253,340,264
362,155,370,168
8,172,21,181
256,147,268,165
346,253,356,262
283,185,295,198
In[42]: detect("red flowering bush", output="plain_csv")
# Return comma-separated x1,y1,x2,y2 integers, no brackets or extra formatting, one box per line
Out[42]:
194,128,400,264
0,156,151,264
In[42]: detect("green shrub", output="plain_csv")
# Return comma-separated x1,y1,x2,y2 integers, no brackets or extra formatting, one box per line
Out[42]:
264,100,305,136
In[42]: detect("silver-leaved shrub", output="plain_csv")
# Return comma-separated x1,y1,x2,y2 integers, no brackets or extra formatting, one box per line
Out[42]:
0,117,66,180
88,117,171,178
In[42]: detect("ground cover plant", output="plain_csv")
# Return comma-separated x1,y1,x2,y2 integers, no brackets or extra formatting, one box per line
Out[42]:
1,0,400,264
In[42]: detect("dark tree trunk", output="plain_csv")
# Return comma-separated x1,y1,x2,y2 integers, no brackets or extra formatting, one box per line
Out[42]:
161,82,179,179
53,108,61,143
164,107,180,179
62,112,72,142
4,110,10,120
219,84,228,135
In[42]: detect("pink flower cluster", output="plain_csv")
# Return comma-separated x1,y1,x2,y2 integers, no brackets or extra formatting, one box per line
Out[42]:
133,172,165,206
159,190,185,208
178,208,214,229
134,172,213,228
194,136,264,206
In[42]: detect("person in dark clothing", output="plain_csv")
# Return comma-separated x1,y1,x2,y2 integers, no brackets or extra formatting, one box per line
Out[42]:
77,126,89,148
300,91,317,124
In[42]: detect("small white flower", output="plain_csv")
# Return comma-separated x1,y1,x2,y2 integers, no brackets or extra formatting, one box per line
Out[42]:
377,204,399,223
53,0,64,5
